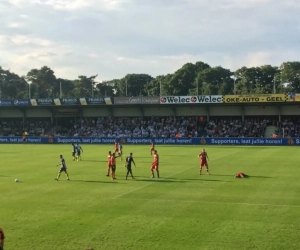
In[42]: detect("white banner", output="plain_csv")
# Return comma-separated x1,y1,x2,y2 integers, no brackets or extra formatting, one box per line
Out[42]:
160,95,222,104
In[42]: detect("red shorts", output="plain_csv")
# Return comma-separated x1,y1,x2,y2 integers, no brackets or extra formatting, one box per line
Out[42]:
151,163,159,170
115,148,119,152
200,161,208,167
151,147,154,151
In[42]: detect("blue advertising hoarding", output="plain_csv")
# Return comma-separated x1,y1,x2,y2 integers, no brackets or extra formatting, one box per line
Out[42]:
0,137,298,145
0,100,14,106
0,97,113,106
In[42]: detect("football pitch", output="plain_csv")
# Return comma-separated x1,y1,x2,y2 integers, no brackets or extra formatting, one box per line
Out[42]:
1,144,300,250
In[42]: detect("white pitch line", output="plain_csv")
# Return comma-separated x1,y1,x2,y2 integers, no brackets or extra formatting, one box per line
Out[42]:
113,151,238,199
115,198,300,208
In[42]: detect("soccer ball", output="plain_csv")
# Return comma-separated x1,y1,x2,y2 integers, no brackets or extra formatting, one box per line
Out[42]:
15,178,19,182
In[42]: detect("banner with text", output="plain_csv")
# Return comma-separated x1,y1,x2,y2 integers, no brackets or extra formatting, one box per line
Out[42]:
160,95,222,104
223,94,287,103
79,97,113,105
0,137,298,145
0,98,113,106
114,96,160,105
0,100,14,106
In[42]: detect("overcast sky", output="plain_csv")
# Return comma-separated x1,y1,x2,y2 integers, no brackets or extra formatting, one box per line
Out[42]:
0,0,299,81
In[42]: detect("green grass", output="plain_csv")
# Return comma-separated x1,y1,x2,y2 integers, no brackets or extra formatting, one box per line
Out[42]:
1,144,300,250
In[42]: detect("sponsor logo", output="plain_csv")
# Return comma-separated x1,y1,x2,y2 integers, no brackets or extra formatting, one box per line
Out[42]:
140,97,160,104
223,94,286,103
160,96,222,104
62,98,78,104
0,100,13,106
14,99,29,105
87,98,105,104
37,99,53,105
114,97,160,104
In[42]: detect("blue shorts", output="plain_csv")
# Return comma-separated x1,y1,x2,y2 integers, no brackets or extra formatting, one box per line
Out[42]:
59,167,67,173
77,151,81,156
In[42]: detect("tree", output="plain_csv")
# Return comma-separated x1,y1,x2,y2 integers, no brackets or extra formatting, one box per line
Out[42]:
164,63,197,95
0,68,27,99
195,61,211,73
54,79,75,98
144,75,167,96
234,67,258,94
96,80,115,97
116,74,153,97
190,62,212,95
193,66,233,95
72,75,97,97
159,74,174,96
280,62,300,93
26,66,57,98
258,65,281,94
2,60,300,99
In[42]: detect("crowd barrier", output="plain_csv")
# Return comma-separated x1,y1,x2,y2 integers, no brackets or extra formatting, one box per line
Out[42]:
0,137,298,145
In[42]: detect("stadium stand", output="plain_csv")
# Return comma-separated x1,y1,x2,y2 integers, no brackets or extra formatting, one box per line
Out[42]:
1,117,298,138
54,117,203,138
275,118,299,138
54,116,283,138
203,118,278,138
0,119,52,136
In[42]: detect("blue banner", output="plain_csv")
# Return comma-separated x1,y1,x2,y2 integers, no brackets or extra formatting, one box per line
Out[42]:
0,97,113,106
0,100,14,106
0,137,298,145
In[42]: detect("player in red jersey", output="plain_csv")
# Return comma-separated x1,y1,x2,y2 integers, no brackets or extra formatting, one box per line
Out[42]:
235,173,248,178
0,226,4,250
151,150,159,178
110,152,120,180
198,149,209,175
150,140,155,155
114,140,119,153
106,151,112,177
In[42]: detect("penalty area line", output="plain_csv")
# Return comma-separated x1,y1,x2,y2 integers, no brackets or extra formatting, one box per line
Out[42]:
113,151,238,200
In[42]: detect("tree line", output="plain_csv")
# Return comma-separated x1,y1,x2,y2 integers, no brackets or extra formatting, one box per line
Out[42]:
0,61,300,99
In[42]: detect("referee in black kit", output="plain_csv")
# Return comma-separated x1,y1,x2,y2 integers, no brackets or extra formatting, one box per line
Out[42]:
125,153,136,180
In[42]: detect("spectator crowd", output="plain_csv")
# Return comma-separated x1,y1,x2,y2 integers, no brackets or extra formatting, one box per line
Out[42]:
55,117,201,138
275,118,300,138
54,116,299,138
1,117,300,138
204,118,271,138
0,119,51,136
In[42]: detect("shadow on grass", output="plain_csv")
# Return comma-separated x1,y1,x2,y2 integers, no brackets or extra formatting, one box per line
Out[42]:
163,177,232,182
81,160,107,163
134,156,154,158
136,156,177,158
134,179,186,183
249,175,273,179
212,174,272,178
71,180,121,184
182,178,225,182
